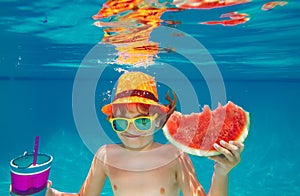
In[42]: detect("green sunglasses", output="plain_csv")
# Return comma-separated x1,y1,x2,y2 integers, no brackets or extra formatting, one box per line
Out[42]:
109,113,158,133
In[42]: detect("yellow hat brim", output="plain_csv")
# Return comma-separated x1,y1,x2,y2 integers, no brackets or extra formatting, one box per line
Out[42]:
101,96,169,116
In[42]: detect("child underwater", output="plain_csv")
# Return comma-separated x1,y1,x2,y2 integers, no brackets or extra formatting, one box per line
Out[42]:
47,71,244,196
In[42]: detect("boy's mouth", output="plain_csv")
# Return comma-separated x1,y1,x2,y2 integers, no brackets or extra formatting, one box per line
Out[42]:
121,133,141,138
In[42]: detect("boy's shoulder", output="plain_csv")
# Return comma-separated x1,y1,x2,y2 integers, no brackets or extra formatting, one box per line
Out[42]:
95,143,186,171
94,143,187,171
94,144,121,157
95,143,185,156
95,143,185,157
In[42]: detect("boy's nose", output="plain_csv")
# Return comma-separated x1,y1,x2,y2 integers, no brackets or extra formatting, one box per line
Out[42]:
126,122,139,134
128,121,135,129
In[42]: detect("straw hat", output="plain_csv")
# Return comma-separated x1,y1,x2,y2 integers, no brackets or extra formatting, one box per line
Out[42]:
101,72,169,115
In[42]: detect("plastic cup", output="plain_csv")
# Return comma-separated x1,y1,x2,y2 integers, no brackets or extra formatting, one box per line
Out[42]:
10,152,53,195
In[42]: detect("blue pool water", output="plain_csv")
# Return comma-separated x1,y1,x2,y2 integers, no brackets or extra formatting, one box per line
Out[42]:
1,0,300,195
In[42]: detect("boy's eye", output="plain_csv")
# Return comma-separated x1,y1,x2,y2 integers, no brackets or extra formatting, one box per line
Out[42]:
134,117,151,130
141,118,147,125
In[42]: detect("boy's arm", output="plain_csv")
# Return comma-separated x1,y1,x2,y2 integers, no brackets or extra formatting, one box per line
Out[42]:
47,147,107,196
77,152,107,195
176,152,206,196
207,141,244,196
176,141,243,196
207,170,228,196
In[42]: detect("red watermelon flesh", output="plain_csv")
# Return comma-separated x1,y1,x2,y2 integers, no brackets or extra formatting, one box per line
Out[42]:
163,101,250,156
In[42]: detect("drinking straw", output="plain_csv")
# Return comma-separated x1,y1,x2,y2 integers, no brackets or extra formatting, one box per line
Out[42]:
33,136,39,166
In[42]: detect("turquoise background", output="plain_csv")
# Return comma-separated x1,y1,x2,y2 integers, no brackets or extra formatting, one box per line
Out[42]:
1,0,299,195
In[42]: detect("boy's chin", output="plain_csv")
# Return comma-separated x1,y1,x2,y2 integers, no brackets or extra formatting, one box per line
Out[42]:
120,137,154,150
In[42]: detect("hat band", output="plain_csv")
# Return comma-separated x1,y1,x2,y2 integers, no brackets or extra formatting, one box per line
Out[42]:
113,89,158,102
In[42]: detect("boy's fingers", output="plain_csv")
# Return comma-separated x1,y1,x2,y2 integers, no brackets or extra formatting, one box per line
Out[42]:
220,140,244,155
47,180,52,188
228,141,244,159
229,141,244,152
221,140,244,158
213,143,235,162
219,140,239,152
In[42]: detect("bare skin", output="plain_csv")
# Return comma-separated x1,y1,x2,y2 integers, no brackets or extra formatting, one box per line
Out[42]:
46,108,244,196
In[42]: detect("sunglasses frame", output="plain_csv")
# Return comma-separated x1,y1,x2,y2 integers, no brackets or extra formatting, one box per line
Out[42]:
109,113,158,133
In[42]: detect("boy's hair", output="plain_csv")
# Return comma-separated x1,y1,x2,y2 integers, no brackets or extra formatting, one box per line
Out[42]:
110,90,177,128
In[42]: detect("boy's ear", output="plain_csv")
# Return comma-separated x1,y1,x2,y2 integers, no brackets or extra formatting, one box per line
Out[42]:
155,113,168,129
155,122,160,128
155,120,162,128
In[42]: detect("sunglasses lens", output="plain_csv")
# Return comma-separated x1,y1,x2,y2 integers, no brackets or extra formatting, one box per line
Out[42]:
134,117,152,131
112,119,128,132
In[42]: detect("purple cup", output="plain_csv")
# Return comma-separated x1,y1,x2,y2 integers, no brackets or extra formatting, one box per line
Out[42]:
10,152,53,195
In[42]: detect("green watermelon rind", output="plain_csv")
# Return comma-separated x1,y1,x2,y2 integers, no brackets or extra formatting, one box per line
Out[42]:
162,102,250,157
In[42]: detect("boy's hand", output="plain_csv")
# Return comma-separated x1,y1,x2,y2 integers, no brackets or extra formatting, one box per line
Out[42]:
208,140,244,176
46,180,55,196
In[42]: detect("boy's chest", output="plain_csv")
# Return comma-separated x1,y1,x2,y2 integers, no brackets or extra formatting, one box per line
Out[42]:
107,166,179,196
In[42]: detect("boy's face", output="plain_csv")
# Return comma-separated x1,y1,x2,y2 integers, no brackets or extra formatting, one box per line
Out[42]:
112,106,159,150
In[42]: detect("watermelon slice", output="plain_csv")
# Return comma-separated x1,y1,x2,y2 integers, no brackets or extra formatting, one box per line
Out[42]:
163,101,250,156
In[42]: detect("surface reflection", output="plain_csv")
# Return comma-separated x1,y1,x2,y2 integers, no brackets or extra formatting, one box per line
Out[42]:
92,0,251,66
